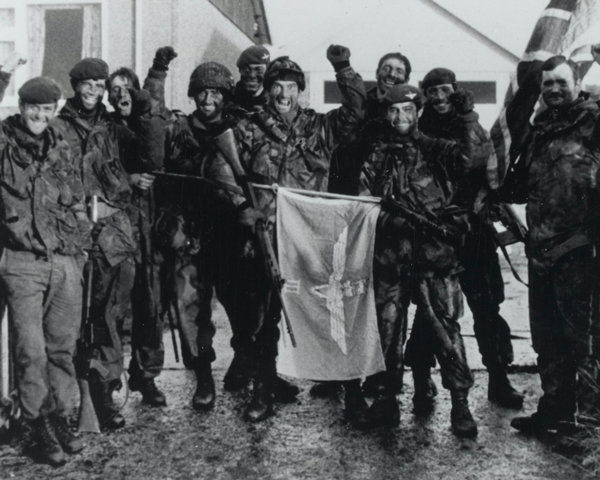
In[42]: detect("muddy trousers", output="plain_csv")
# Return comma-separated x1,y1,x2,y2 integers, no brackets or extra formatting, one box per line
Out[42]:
0,250,82,420
406,275,474,392
173,237,262,371
529,245,600,424
85,253,163,385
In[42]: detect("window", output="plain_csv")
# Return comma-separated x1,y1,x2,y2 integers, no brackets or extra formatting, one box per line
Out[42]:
0,1,104,109
324,80,496,105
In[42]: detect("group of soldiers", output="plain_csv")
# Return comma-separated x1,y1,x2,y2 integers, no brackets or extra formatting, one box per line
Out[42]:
0,37,599,467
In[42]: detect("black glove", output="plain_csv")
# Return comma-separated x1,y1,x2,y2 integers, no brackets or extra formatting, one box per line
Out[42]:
237,205,266,231
128,88,153,115
326,45,351,72
152,46,178,72
449,89,475,115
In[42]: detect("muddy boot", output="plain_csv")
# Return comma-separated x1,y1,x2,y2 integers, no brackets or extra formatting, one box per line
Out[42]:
49,413,84,454
193,362,216,411
273,376,300,403
129,377,167,407
310,381,344,399
244,377,274,423
354,374,400,430
510,412,557,436
31,415,65,466
343,380,368,424
223,354,250,392
362,374,384,399
90,377,125,430
553,421,591,455
450,390,478,438
487,367,524,409
412,367,437,416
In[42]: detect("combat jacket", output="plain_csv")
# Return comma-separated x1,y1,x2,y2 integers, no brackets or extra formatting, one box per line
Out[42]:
227,66,366,222
0,116,88,256
505,95,600,272
418,104,495,211
52,99,139,265
359,121,482,274
232,82,269,114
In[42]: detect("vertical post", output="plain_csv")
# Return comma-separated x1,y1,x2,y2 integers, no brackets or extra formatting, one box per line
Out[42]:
0,307,9,402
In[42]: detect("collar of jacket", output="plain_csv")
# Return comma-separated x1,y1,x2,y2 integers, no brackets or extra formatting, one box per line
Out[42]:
533,92,598,130
419,103,458,134
59,97,111,131
233,82,269,112
3,115,52,160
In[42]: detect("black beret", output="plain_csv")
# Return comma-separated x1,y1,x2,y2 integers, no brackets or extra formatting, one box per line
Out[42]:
421,68,457,93
381,84,423,110
18,77,62,104
69,58,109,80
236,45,271,68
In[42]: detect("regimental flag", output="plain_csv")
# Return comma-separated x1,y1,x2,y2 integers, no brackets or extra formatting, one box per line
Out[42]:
275,188,385,381
488,0,600,189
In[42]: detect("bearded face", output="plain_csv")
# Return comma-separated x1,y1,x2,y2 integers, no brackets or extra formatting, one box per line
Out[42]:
386,101,418,136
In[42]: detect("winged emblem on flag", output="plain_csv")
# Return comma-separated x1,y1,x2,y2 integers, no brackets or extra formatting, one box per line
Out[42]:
311,225,367,355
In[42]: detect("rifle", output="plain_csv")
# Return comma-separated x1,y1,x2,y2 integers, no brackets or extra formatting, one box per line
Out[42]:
214,129,297,348
385,197,465,247
77,196,101,433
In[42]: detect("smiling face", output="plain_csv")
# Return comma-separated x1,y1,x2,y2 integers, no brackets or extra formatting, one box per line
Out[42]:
426,83,455,114
386,101,418,136
74,78,106,111
193,88,225,123
19,101,57,136
239,64,267,95
269,80,299,114
377,58,407,93
108,75,133,118
541,63,580,108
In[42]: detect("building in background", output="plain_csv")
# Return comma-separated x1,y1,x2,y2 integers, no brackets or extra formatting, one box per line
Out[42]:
0,0,270,117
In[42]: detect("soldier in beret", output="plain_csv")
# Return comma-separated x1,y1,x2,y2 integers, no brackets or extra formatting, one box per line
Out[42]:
0,57,90,465
357,83,487,438
51,58,167,430
232,45,271,113
403,68,523,415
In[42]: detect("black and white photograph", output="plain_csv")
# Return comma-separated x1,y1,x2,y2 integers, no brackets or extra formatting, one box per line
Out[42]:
0,0,600,478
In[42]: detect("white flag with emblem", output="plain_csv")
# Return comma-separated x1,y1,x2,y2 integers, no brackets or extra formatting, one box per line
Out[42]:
276,188,385,380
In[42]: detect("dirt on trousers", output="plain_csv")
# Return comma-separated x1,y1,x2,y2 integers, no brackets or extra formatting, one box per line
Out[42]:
0,241,594,480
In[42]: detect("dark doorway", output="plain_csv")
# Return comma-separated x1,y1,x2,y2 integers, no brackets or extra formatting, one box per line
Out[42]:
42,9,83,96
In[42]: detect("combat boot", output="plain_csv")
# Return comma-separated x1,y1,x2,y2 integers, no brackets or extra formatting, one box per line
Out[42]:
223,354,250,392
49,413,84,454
32,416,65,466
487,367,524,409
450,390,478,438
511,412,558,436
89,377,125,430
129,377,167,407
412,367,437,416
193,362,215,411
272,375,300,403
244,377,274,423
310,381,343,399
343,380,368,424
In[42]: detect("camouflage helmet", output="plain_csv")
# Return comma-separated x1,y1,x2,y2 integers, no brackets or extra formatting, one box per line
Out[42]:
263,56,306,92
187,62,235,97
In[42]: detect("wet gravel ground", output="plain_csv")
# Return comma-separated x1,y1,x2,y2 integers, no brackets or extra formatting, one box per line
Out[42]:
0,316,591,480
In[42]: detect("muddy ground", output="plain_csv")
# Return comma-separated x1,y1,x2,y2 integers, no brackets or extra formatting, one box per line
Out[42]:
0,240,596,479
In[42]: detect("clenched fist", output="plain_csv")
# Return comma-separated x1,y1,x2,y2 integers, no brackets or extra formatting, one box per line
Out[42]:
327,45,351,71
153,46,178,72
449,89,475,115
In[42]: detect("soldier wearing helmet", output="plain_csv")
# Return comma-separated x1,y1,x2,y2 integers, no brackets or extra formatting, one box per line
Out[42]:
208,45,366,424
157,61,300,414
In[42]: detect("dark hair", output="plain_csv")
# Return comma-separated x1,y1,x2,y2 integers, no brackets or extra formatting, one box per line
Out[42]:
376,53,412,82
108,67,141,90
541,55,580,83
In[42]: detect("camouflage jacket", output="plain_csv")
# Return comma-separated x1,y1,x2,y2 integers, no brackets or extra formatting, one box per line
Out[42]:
504,95,600,271
418,104,495,211
52,99,139,265
359,121,483,274
222,66,366,223
0,116,89,256
232,82,269,114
